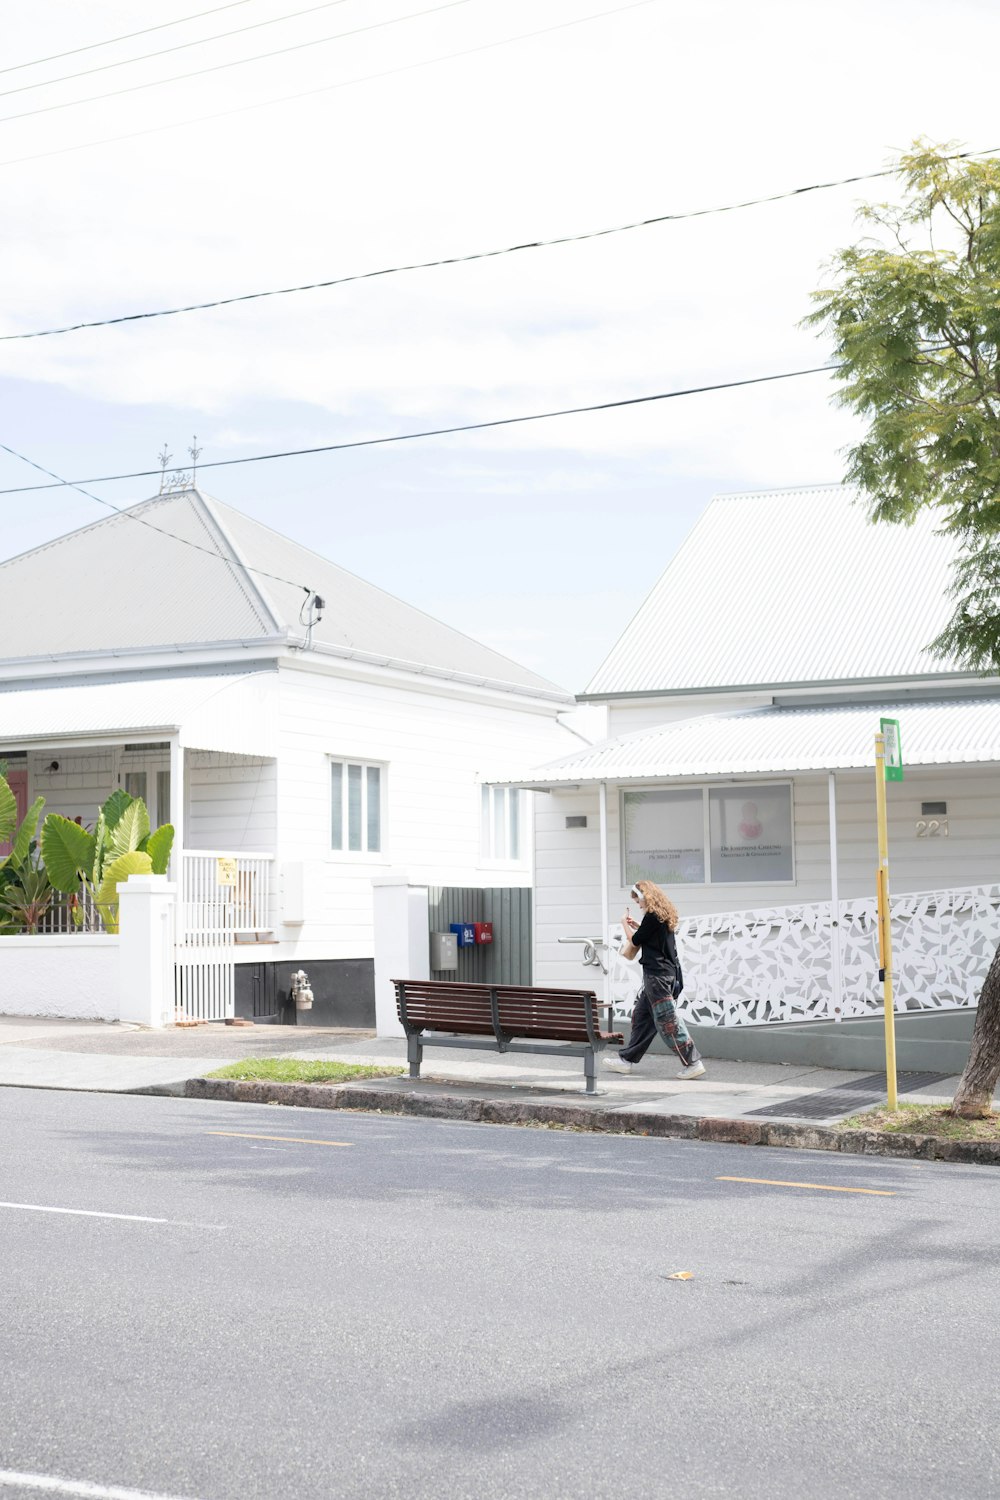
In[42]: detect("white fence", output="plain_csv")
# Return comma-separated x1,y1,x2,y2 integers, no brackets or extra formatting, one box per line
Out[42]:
0,935,119,1020
39,885,107,935
607,883,1000,1028
175,850,274,1021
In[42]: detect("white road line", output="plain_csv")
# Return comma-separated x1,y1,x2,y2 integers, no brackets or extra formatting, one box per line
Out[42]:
0,1201,169,1223
0,1467,200,1498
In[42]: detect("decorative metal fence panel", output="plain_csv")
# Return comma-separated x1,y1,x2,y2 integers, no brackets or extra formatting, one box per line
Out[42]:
607,883,1000,1029
426,886,532,985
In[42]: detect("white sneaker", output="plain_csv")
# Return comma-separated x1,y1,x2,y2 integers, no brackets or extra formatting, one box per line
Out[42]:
602,1056,636,1075
677,1060,707,1080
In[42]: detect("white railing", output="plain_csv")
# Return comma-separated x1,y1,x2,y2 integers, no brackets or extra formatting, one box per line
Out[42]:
38,885,108,935
178,850,274,944
607,883,1000,1028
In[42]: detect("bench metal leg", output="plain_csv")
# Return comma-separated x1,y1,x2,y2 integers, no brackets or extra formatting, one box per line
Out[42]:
407,1034,423,1079
584,1047,596,1094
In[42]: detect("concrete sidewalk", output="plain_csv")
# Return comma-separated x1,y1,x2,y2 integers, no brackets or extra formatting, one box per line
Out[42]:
0,1014,979,1121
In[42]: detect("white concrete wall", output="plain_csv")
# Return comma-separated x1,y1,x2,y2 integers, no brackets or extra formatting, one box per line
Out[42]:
271,667,571,961
0,937,119,1020
533,765,1000,989
185,751,277,852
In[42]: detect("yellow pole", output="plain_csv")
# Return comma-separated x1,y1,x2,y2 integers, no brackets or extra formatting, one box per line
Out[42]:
874,733,898,1111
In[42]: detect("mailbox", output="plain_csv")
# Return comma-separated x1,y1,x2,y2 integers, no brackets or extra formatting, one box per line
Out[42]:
450,922,476,949
430,931,458,971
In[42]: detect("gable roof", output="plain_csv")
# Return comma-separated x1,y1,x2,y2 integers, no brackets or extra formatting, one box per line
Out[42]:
0,488,569,701
583,486,969,699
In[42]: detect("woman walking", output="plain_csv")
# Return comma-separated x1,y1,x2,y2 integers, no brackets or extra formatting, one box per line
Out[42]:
603,879,706,1078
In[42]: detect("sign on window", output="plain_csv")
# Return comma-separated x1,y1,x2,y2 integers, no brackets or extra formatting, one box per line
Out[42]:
708,785,793,883
623,789,705,885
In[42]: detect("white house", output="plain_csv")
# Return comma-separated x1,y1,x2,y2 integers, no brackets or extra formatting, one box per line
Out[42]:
505,486,1000,1042
0,487,578,1024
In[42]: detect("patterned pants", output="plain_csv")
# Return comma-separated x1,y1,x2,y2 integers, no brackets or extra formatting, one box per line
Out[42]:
620,980,701,1068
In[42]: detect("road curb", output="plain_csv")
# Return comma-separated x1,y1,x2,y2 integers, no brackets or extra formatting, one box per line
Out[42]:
183,1077,1000,1165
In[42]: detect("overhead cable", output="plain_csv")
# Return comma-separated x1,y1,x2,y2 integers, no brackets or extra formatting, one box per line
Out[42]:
0,441,316,597
3,146,995,345
0,1,253,76
0,0,662,170
0,1,358,100
0,364,838,496
0,0,475,125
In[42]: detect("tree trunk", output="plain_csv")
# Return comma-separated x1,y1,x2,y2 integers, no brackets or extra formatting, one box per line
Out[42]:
950,938,1000,1117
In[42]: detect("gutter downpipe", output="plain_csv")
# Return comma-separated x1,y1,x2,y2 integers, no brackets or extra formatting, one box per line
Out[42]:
829,770,842,1021
599,782,610,1007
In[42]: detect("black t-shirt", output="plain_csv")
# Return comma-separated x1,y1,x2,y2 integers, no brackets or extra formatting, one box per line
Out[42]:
631,911,679,976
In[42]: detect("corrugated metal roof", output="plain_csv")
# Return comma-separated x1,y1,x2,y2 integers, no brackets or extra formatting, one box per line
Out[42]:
0,671,277,757
204,495,569,699
0,493,276,658
509,697,1000,784
0,490,569,701
584,487,967,697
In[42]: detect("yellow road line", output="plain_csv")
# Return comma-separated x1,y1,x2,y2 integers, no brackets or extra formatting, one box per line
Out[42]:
207,1131,352,1148
717,1175,894,1196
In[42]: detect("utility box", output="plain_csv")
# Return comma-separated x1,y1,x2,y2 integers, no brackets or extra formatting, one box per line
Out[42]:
430,931,458,971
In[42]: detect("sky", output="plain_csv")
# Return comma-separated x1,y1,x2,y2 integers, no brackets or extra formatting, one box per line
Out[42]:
1,0,997,692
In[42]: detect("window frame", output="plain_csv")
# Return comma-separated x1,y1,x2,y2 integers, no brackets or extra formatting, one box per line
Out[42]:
620,780,796,888
480,784,528,864
328,756,387,859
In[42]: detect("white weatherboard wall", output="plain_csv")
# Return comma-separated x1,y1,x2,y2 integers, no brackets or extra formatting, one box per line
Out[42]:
185,751,277,851
273,667,570,961
0,937,119,1020
533,766,1000,990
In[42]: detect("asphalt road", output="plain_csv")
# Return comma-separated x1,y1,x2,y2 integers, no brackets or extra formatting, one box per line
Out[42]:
0,1088,998,1500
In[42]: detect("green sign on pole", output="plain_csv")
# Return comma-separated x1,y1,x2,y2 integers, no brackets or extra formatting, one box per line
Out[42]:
881,717,904,781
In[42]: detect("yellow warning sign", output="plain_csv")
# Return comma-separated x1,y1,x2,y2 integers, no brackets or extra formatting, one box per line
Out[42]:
216,857,237,887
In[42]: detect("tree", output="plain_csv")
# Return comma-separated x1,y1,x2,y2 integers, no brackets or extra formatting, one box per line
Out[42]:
806,141,1000,1116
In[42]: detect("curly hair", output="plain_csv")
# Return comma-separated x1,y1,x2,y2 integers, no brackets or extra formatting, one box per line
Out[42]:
633,879,679,931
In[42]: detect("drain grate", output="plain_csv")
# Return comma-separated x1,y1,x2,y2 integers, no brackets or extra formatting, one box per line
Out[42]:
748,1071,953,1121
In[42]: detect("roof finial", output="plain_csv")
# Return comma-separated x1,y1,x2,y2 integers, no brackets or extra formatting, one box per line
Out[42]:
157,445,172,494
189,435,201,486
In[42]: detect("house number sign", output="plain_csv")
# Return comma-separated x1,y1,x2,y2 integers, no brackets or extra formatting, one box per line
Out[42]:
915,819,949,838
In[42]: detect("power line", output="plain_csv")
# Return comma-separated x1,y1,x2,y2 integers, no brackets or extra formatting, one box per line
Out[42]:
0,1,357,101
0,0,475,125
0,0,662,171
4,146,996,346
0,364,838,497
0,1,253,77
0,441,316,598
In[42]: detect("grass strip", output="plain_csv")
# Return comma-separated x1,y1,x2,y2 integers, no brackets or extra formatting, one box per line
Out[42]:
836,1101,1000,1141
205,1058,405,1084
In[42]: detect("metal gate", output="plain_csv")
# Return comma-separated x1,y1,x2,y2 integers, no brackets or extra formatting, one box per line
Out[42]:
175,852,236,1020
426,886,532,984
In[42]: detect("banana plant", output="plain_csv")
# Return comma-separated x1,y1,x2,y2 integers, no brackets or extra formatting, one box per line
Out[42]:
41,789,174,934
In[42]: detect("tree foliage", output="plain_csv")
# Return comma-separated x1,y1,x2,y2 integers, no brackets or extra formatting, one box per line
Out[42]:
805,141,1000,668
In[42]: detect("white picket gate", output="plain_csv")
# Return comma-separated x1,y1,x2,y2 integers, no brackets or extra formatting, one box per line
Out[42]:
174,851,273,1020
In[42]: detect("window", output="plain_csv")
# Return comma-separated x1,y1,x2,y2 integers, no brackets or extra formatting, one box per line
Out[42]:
331,760,383,853
623,783,793,886
481,786,524,861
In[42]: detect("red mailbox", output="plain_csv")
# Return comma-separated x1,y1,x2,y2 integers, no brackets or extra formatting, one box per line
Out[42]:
473,921,493,945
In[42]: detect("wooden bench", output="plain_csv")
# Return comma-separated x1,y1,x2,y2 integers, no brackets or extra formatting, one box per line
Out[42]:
393,979,624,1094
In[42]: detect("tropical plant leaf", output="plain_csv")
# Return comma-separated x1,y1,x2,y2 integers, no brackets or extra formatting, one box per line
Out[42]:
7,796,45,870
96,850,153,932
108,799,150,860
0,775,16,848
100,788,133,832
40,815,97,893
145,823,175,876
